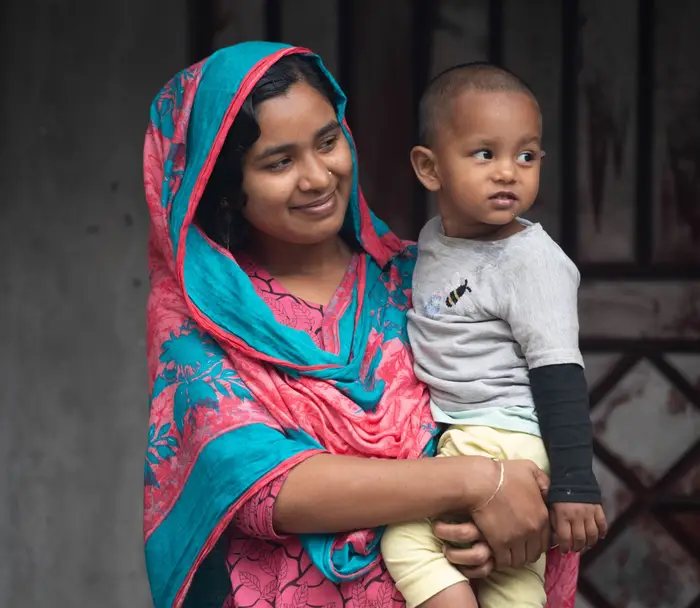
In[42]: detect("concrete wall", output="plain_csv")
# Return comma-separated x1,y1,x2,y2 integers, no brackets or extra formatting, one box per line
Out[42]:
0,1,187,606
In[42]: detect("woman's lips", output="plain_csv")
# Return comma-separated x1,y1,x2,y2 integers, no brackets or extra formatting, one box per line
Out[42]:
291,190,338,217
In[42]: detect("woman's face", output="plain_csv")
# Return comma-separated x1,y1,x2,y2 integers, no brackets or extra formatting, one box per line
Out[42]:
240,81,353,246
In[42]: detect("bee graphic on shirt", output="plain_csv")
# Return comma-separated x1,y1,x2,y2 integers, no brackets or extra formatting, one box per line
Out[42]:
445,276,472,308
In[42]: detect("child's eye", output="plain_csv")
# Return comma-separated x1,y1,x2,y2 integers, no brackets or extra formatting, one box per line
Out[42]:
474,150,493,160
517,151,536,163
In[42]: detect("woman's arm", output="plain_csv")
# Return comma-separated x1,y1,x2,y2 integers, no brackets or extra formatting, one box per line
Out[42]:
274,453,495,533
274,453,551,569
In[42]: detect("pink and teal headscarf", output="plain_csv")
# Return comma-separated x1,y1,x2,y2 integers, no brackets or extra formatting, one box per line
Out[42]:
143,41,437,607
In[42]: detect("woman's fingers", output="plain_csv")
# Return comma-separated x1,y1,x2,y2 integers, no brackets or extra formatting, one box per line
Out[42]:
443,540,491,567
471,459,550,569
525,536,544,565
433,520,481,547
509,544,528,570
533,465,550,497
444,542,494,580
435,521,494,579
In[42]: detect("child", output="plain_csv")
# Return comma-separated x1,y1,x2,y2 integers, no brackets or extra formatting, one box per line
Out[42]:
381,63,607,608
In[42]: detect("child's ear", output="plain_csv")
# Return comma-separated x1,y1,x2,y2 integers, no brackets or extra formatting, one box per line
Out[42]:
410,146,441,192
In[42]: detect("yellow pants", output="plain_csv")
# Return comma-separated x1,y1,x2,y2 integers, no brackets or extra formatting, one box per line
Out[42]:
381,425,549,608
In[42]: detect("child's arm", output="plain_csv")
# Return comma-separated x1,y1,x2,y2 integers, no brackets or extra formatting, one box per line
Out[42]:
500,244,606,551
529,363,599,504
530,364,607,552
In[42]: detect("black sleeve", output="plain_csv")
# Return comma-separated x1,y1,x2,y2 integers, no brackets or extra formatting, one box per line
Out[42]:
529,363,601,504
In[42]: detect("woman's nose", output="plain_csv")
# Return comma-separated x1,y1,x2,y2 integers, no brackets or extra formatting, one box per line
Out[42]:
298,155,332,191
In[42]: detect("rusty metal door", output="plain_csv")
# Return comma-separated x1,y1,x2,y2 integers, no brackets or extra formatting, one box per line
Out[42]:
557,1,700,606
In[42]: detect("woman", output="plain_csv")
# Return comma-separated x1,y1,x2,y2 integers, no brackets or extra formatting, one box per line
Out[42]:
143,41,579,607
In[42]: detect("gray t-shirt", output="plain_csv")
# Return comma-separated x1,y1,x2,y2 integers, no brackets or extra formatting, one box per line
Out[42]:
408,217,584,436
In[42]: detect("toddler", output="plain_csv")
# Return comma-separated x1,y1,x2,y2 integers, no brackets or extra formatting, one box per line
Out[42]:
381,63,607,608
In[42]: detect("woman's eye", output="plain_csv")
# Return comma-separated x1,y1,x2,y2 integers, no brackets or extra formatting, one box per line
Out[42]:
267,158,291,172
474,150,493,160
517,151,536,163
319,136,337,151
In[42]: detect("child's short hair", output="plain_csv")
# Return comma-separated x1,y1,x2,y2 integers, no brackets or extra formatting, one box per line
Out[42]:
419,62,539,146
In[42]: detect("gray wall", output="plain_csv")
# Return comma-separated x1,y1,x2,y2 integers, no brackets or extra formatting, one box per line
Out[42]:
0,1,187,606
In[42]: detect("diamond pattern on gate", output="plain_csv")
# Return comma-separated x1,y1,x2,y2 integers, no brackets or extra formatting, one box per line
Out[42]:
590,358,700,486
577,352,700,608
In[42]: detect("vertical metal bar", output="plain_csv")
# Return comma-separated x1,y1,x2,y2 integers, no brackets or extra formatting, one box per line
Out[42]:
560,0,579,259
337,0,355,126
188,0,216,62
635,0,655,264
411,0,435,237
577,578,617,608
265,0,283,42
488,0,504,66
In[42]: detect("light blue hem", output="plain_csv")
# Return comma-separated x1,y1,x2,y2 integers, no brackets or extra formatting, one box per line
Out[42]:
431,402,542,438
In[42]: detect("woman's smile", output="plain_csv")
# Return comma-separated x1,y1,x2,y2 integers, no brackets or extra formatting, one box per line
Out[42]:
290,189,338,218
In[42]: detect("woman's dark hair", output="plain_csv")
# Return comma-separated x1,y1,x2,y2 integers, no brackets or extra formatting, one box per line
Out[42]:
196,54,338,249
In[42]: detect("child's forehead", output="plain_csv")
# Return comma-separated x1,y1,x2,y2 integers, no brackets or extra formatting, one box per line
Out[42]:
451,88,538,114
443,89,542,137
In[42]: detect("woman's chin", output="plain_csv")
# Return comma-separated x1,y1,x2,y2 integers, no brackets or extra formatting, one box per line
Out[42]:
287,210,348,245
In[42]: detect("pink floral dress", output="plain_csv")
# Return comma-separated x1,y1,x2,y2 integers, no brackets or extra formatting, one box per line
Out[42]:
222,254,579,608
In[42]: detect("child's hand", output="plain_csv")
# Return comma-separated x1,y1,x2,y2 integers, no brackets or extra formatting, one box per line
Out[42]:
550,502,607,553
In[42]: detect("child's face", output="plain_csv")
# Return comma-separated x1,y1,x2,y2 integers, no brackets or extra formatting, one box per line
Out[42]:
416,90,543,238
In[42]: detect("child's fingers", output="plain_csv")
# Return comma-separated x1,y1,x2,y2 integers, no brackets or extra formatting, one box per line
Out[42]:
584,515,599,549
554,520,572,554
570,518,587,553
595,506,608,539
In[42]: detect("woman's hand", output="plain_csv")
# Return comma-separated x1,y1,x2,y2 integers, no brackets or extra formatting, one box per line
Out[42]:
434,521,494,579
468,458,551,570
